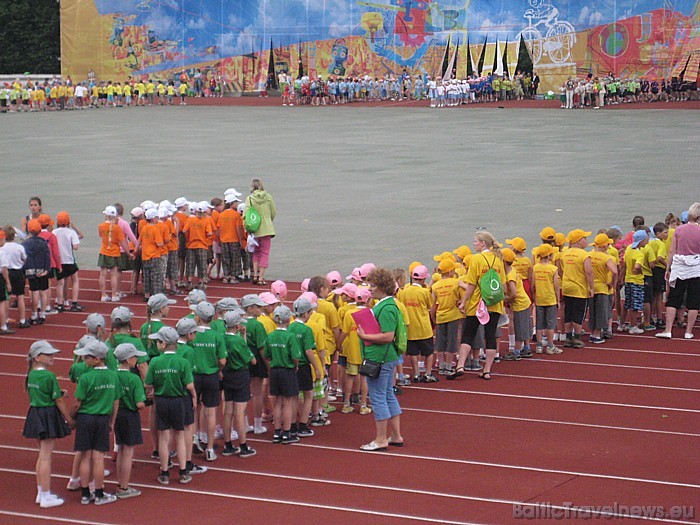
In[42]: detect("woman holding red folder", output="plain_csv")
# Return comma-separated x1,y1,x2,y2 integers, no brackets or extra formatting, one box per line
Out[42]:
356,268,403,452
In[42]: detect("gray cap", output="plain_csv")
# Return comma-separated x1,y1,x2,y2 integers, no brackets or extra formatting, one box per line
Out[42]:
114,343,147,361
241,294,266,308
148,326,179,345
223,310,247,328
216,297,240,312
185,289,207,304
148,293,176,311
74,340,109,359
176,317,205,336
273,305,293,324
83,313,106,332
75,334,97,351
293,297,314,315
190,301,216,320
28,340,60,359
110,306,134,323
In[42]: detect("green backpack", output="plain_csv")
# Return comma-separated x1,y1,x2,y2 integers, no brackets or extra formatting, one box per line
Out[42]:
479,254,504,307
244,205,261,233
376,302,408,354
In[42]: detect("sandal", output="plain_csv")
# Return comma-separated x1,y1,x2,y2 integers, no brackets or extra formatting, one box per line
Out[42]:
479,372,492,380
360,441,388,452
252,277,259,285
445,367,465,380
387,436,404,447
258,279,267,286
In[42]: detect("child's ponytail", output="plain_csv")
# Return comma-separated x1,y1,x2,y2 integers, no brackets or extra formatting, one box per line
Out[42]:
25,358,34,390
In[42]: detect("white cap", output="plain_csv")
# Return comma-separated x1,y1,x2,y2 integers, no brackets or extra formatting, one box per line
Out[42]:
224,188,242,198
159,200,173,209
145,208,158,220
198,200,213,210
224,194,241,204
174,197,188,208
130,207,144,217
140,200,157,210
157,207,169,219
237,203,246,214
188,201,197,214
102,205,118,217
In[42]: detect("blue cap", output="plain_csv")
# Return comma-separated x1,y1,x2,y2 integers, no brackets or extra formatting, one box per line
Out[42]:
631,230,648,248
680,211,689,224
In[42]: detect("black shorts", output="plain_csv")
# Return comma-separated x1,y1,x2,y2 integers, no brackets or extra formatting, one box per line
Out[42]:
269,367,298,397
221,368,251,403
183,392,195,425
74,413,111,452
28,275,49,292
643,276,654,304
114,408,143,446
194,373,221,408
248,347,269,379
337,355,347,367
8,269,26,296
178,232,187,259
155,396,187,431
406,338,434,357
296,364,313,392
461,315,499,350
667,277,699,310
652,267,666,296
58,263,79,280
563,296,588,325
0,277,6,302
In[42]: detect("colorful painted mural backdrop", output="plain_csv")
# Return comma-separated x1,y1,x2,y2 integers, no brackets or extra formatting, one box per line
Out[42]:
61,0,700,91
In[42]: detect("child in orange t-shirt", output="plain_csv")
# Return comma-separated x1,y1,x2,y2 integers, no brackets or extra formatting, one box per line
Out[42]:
218,195,245,284
160,209,180,295
207,198,224,280
173,198,190,287
98,207,131,302
182,204,213,289
140,208,165,299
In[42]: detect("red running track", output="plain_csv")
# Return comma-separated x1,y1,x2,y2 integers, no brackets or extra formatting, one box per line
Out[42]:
0,270,698,524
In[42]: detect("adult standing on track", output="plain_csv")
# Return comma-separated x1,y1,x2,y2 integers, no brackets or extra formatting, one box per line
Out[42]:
657,202,700,340
356,267,403,452
245,179,276,286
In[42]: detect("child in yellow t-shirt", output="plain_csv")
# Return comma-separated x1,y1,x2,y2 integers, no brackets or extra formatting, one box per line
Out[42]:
430,258,462,375
337,287,372,415
502,249,533,360
650,223,669,328
589,234,618,344
531,244,561,354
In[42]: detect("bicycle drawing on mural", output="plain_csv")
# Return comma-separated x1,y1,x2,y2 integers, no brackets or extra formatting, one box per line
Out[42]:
519,0,577,64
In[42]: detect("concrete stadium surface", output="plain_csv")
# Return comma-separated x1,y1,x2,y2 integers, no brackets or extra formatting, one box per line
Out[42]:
2,105,698,280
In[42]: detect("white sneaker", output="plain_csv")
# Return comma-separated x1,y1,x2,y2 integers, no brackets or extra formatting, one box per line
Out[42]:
199,432,208,445
205,448,217,462
254,425,268,435
40,494,64,508
230,429,239,440
629,326,644,334
66,478,81,491
214,425,224,439
246,424,255,434
684,333,694,339
655,332,672,339
100,295,111,302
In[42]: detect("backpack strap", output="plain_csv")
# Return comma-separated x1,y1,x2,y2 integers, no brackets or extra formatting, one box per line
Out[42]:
482,253,494,270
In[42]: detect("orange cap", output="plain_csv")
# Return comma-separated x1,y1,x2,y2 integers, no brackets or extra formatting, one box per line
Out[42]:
501,248,516,263
37,214,52,227
56,211,71,226
28,219,42,233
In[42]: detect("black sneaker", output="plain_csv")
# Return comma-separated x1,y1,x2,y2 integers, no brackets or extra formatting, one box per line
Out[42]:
424,374,439,383
281,434,300,444
221,444,240,456
350,393,360,405
187,463,207,475
272,433,282,444
520,350,533,358
239,447,257,458
150,450,159,459
393,386,403,395
19,321,31,329
297,427,315,438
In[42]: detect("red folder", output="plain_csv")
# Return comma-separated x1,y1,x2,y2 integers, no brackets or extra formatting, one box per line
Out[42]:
351,308,381,334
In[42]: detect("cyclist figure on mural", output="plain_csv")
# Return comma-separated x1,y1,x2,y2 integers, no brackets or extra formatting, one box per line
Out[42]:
521,0,576,65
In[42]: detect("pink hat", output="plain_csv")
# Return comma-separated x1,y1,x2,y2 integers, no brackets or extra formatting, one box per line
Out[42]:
360,263,376,276
412,265,429,280
332,283,358,299
355,288,372,303
270,280,287,299
326,271,342,286
346,268,363,281
258,292,280,306
300,291,318,307
476,299,490,325
300,278,310,292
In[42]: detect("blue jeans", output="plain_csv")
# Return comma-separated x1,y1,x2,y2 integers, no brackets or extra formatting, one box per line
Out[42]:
366,360,402,421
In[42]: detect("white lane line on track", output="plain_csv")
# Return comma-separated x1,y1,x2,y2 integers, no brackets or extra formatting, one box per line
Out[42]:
0,509,118,525
0,466,481,525
523,358,700,374
2,430,699,492
0,461,696,524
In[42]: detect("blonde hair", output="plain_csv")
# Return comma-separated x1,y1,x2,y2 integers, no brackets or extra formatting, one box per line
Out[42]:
251,179,264,192
475,231,502,259
688,202,700,223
